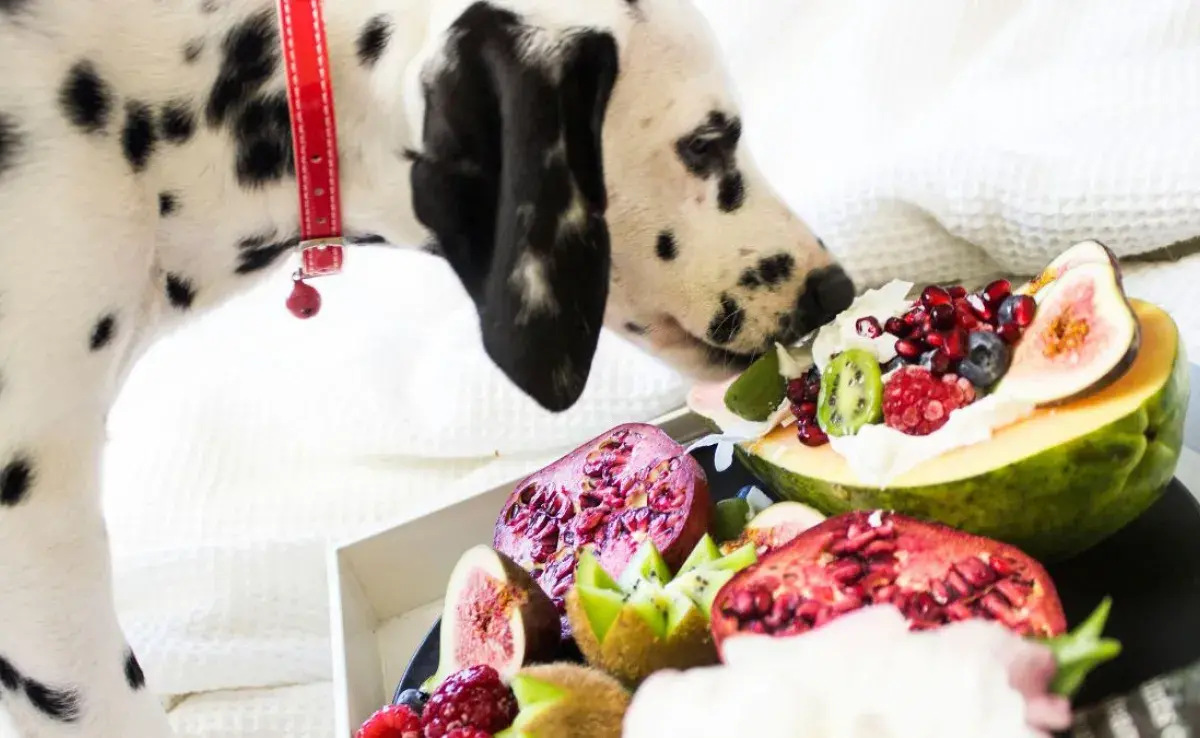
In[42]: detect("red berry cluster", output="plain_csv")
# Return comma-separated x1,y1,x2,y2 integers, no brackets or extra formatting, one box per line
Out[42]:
882,367,977,436
357,666,516,738
785,367,829,448
858,280,1036,377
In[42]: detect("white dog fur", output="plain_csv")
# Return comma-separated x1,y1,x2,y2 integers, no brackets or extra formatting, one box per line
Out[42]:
0,0,852,734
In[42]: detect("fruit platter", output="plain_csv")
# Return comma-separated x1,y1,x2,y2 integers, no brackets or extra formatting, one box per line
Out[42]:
347,241,1200,738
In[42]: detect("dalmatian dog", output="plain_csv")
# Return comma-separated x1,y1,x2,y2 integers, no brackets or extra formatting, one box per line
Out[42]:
0,0,854,734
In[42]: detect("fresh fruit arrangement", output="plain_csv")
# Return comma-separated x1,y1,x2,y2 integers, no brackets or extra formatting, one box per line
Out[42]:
353,241,1171,738
691,240,1190,560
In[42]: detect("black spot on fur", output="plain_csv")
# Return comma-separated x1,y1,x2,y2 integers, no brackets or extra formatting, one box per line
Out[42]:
183,38,205,64
159,191,179,216
357,14,392,67
233,91,294,187
201,0,220,12
347,233,387,245
655,230,678,261
738,268,761,289
160,101,196,144
0,455,33,506
165,273,196,309
624,322,647,335
24,679,80,722
817,237,828,251
89,313,116,351
121,101,157,172
207,9,278,126
0,112,20,179
0,0,31,15
235,230,299,274
757,253,794,285
123,651,145,691
60,60,112,133
676,111,741,178
0,656,18,690
707,293,745,345
717,171,745,212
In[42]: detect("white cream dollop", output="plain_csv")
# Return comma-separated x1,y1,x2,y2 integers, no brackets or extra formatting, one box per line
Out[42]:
811,279,914,372
828,392,1036,487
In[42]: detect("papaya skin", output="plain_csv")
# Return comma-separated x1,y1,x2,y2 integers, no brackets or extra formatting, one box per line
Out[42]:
731,301,1189,561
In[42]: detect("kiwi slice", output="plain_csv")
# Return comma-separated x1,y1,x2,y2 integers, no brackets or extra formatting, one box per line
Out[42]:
817,349,883,436
497,663,631,738
565,538,758,686
722,350,785,421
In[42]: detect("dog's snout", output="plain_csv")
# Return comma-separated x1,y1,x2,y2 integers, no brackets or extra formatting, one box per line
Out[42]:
807,264,856,318
787,264,856,340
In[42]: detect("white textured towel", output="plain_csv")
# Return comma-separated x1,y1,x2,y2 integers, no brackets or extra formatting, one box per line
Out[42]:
101,1,1200,735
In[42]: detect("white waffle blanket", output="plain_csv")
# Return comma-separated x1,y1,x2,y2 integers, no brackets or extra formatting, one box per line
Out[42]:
103,1,1200,735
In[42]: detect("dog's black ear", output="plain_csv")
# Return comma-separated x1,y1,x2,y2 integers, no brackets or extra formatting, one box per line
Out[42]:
409,5,619,412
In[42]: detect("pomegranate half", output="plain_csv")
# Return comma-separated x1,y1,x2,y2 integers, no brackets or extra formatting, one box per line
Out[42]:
493,423,710,639
709,510,1066,656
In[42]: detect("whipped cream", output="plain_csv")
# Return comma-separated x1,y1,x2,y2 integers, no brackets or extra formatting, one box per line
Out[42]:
688,279,1037,487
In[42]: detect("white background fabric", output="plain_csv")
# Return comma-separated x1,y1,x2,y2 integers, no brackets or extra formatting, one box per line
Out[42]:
101,1,1200,735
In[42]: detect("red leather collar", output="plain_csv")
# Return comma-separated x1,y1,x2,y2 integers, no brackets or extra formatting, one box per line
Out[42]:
277,0,343,319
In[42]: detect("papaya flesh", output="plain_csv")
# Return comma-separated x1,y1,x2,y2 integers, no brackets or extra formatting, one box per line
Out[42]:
734,300,1189,561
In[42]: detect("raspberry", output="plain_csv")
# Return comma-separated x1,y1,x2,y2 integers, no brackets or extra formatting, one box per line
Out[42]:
356,704,422,738
445,729,494,738
421,665,517,738
882,367,976,436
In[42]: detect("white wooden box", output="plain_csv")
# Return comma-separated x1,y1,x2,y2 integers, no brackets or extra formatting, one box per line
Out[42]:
327,407,712,737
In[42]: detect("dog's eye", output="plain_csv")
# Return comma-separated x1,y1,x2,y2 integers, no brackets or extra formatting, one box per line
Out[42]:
687,137,713,157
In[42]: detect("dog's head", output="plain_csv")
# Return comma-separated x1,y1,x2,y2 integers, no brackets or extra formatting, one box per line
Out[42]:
406,0,854,411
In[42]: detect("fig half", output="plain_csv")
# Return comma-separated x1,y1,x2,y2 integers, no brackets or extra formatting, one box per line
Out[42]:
427,545,561,689
996,261,1140,407
493,424,710,641
566,536,757,686
1015,239,1122,302
717,501,826,557
709,511,1067,657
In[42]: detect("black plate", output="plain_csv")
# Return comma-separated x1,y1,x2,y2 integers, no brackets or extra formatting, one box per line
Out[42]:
396,441,1200,709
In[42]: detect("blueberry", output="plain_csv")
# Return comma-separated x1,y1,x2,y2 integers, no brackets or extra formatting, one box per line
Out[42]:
957,331,1011,389
394,688,429,714
997,295,1020,325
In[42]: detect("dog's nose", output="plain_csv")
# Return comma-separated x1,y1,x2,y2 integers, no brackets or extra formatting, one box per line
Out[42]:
806,264,856,320
788,264,856,339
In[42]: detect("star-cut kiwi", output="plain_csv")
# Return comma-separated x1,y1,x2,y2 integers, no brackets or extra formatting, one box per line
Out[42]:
495,663,631,738
565,535,756,686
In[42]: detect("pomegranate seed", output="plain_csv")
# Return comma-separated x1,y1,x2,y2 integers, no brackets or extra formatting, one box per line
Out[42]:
946,601,973,621
903,307,926,326
956,557,996,588
796,401,817,420
997,322,1022,344
862,539,897,558
929,303,954,330
983,279,1012,306
993,578,1028,608
955,310,978,330
921,350,951,376
920,285,952,307
894,338,922,360
1010,294,1036,327
943,328,968,361
884,316,911,338
945,570,972,597
796,417,829,447
965,293,993,322
802,369,822,401
855,316,883,338
988,556,1014,577
949,285,967,299
828,560,864,584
